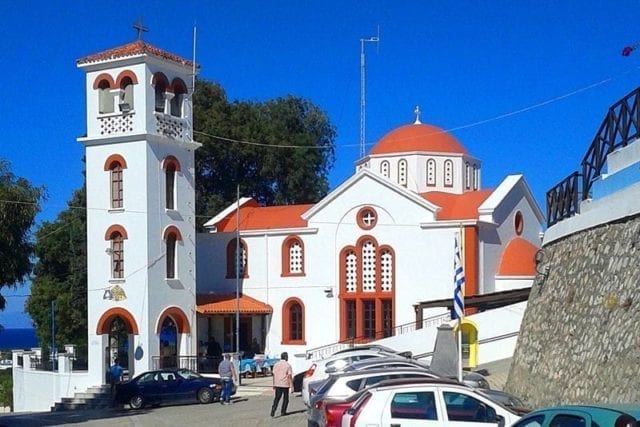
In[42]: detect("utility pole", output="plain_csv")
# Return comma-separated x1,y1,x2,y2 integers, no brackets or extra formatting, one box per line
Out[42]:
51,300,56,369
360,27,380,159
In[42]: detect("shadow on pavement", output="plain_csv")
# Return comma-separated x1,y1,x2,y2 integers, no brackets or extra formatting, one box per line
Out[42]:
0,407,149,427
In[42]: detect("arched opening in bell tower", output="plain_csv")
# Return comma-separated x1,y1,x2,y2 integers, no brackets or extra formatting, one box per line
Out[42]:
159,317,178,369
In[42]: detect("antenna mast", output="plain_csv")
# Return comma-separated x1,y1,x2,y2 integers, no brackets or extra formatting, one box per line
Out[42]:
360,27,380,159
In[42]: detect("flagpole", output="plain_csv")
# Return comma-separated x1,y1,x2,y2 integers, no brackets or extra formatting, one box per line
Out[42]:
457,227,463,382
235,184,241,385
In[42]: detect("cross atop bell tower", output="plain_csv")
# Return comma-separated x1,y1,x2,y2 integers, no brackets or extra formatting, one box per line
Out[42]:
133,17,149,40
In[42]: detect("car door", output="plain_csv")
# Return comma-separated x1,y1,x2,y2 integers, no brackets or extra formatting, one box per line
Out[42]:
157,371,182,403
438,388,504,426
135,372,162,404
380,389,441,426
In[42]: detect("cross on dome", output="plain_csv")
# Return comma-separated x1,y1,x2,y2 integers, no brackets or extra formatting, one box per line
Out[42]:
414,105,422,124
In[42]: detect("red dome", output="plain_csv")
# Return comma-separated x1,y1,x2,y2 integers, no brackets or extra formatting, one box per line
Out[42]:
370,123,468,155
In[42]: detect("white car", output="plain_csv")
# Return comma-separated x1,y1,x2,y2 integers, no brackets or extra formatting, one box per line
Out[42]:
341,379,521,426
302,347,408,407
0,359,12,370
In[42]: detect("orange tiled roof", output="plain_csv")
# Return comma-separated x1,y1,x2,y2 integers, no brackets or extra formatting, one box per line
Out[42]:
215,204,313,232
77,40,195,67
496,237,538,276
196,294,273,314
421,190,493,220
371,123,468,155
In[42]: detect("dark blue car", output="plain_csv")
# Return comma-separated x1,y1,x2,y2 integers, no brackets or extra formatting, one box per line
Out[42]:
115,368,236,409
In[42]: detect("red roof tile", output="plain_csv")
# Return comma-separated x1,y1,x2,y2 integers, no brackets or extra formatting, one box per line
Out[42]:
214,204,313,232
421,190,493,220
196,294,273,314
77,40,195,67
371,123,468,155
496,237,538,276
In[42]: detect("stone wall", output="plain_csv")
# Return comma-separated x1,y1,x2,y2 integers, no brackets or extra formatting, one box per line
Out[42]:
505,214,640,408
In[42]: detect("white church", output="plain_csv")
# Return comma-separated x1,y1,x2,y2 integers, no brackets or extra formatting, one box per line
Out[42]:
12,39,543,412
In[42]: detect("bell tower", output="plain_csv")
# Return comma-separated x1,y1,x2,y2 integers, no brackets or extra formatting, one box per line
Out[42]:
77,38,199,385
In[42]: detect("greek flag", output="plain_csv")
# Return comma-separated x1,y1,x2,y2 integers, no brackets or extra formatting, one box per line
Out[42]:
452,234,465,320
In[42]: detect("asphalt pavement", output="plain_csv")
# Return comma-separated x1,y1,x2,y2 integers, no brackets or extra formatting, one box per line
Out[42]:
0,375,307,427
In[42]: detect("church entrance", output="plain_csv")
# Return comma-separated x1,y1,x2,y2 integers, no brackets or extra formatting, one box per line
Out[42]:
104,316,130,382
159,317,178,368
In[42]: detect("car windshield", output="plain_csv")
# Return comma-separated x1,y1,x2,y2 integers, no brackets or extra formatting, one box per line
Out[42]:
177,369,202,380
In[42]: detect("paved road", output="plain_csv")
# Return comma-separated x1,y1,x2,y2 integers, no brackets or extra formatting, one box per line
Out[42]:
0,392,308,427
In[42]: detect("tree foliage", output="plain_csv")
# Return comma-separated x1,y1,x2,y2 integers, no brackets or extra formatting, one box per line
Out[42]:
193,79,336,220
0,159,43,311
26,186,87,358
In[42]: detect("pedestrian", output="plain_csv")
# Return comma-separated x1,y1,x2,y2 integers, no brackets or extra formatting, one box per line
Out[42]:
109,357,124,406
270,352,292,417
218,353,236,405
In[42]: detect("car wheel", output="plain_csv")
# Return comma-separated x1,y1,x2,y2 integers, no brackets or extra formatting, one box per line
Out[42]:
129,394,145,409
198,387,214,404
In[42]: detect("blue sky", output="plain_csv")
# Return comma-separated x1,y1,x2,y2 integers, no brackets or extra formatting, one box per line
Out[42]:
1,0,640,327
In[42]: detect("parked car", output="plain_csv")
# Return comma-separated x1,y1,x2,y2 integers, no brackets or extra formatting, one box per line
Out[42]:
325,356,431,375
476,389,530,415
307,368,439,427
341,378,522,426
115,368,235,409
334,357,490,390
512,404,640,427
302,347,409,406
460,371,491,390
0,359,12,370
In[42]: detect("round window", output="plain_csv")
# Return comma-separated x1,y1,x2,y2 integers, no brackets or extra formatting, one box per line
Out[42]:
357,207,377,230
514,211,524,235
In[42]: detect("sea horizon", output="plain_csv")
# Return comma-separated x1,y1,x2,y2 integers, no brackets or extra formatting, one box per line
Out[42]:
0,327,39,352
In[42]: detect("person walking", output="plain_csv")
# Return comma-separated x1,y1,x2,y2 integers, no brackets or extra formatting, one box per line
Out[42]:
270,352,292,417
218,353,236,405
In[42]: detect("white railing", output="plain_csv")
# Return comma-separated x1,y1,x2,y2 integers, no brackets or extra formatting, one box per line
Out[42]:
305,312,452,362
155,113,188,141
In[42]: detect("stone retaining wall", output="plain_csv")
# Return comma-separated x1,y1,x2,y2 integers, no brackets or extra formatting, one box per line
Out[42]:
505,214,640,407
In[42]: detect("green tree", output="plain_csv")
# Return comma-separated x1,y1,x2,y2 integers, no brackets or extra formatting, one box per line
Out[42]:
26,186,87,359
0,369,12,410
0,159,43,311
193,79,336,220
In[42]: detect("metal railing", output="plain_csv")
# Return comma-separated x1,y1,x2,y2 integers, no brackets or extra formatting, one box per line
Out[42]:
151,355,222,374
305,312,452,361
546,86,640,226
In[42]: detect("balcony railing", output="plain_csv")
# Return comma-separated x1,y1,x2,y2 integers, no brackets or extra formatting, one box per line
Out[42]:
546,86,640,226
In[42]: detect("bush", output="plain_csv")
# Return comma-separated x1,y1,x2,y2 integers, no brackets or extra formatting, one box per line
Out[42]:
0,369,12,410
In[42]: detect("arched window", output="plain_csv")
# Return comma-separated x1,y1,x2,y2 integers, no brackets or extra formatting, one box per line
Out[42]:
361,239,377,292
339,237,395,342
380,161,390,178
164,228,182,279
398,159,407,187
166,163,176,209
226,239,248,278
105,225,128,280
110,162,123,209
282,298,305,344
281,236,304,276
110,231,124,279
153,73,170,113
473,165,480,190
426,159,436,186
98,79,114,114
162,156,181,210
444,160,453,187
171,79,187,117
119,77,134,112
465,162,471,190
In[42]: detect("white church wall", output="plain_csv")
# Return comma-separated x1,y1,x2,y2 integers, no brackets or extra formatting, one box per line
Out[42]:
480,189,539,294
374,301,526,365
